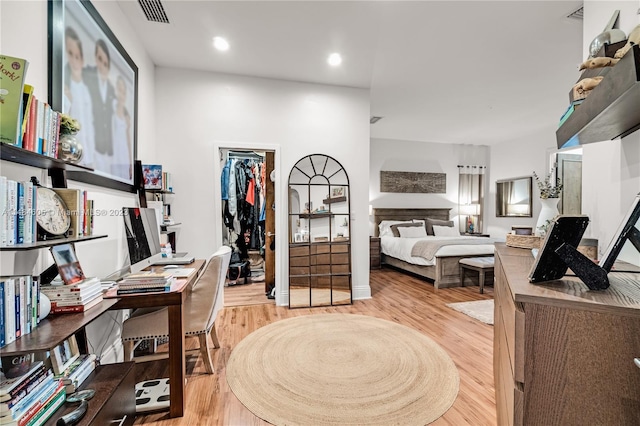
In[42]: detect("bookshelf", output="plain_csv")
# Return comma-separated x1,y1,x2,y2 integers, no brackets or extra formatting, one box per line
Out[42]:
1,148,135,425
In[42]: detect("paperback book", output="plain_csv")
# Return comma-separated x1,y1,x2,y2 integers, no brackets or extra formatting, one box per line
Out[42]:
0,55,28,147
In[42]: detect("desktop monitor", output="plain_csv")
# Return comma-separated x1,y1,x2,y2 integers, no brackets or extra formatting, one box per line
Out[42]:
122,207,163,273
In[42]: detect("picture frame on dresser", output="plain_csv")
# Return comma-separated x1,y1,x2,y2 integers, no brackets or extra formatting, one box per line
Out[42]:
48,0,138,190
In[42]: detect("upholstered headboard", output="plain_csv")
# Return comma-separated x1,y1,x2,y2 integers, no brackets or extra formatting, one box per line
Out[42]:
372,208,451,237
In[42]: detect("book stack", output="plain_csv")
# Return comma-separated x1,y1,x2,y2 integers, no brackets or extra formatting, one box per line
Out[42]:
40,277,103,314
0,276,41,347
52,354,96,394
117,271,175,295
0,359,65,426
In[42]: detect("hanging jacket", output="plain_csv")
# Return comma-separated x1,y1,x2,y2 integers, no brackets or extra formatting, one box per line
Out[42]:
228,159,237,216
221,159,231,200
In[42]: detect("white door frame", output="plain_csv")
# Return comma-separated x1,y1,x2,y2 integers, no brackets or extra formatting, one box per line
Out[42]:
213,141,284,306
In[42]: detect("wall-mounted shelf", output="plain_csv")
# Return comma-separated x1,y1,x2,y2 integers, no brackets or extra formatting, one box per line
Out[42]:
557,44,640,148
0,143,92,171
299,212,334,219
0,234,107,251
322,196,346,204
146,189,174,194
1,144,136,192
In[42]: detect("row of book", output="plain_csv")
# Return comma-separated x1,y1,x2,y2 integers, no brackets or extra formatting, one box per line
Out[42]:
40,277,103,315
0,276,41,348
0,179,36,246
0,353,96,426
0,177,96,246
0,55,61,159
117,270,176,295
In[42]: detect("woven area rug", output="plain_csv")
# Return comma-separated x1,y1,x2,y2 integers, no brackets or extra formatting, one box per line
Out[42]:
226,313,459,425
446,299,494,325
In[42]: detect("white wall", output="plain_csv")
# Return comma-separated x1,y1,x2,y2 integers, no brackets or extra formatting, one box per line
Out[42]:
154,68,371,304
582,1,640,264
370,138,489,234
0,0,157,363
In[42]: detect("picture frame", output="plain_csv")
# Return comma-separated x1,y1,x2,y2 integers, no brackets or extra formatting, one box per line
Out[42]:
50,335,80,375
331,186,345,198
142,164,163,190
294,232,302,243
49,0,138,190
51,243,86,285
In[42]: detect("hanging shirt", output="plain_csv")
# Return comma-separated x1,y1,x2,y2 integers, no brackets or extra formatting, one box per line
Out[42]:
221,159,231,200
228,159,237,216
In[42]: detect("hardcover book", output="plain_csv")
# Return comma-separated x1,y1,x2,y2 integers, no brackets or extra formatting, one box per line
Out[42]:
0,55,28,147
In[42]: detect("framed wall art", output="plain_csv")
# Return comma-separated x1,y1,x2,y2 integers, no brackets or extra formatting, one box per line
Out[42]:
49,0,138,190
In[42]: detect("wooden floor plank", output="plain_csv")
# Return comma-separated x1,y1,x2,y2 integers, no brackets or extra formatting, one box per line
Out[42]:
133,267,496,425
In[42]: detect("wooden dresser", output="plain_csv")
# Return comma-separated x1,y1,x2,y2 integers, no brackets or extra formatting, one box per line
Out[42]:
494,243,640,425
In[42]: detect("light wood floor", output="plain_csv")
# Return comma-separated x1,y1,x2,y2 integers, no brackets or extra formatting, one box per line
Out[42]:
224,279,274,307
133,267,496,425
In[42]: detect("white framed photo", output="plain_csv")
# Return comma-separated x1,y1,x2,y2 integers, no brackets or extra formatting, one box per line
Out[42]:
50,335,81,375
331,186,345,198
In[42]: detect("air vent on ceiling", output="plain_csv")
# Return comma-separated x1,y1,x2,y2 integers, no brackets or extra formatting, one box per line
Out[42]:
370,116,383,124
566,6,584,20
138,0,170,24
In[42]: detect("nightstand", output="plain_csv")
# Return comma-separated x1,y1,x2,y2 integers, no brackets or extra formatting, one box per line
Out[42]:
463,233,490,237
370,236,381,269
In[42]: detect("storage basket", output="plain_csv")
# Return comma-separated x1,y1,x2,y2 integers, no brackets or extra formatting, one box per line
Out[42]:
505,234,542,249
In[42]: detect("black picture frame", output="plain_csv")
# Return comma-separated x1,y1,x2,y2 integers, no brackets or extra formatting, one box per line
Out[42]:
528,215,610,290
528,215,590,283
48,0,138,192
600,193,640,272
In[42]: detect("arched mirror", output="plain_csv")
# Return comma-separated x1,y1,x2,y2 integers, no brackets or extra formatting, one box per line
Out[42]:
288,154,351,308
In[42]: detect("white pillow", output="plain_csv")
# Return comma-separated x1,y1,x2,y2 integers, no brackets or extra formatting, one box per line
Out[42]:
432,225,461,237
398,226,428,238
378,220,406,237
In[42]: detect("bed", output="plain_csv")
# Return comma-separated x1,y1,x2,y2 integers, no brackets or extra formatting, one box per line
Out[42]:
373,208,496,289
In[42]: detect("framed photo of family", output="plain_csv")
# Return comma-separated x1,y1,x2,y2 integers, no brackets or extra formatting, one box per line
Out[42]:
50,335,81,375
49,0,138,189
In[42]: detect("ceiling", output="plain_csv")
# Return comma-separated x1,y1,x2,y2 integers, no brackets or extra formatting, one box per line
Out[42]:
116,0,584,146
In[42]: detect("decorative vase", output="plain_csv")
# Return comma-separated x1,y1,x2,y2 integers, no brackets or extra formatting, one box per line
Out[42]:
535,198,560,236
39,292,51,320
57,132,83,163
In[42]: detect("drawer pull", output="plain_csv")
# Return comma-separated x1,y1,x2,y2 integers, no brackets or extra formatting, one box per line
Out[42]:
634,358,640,369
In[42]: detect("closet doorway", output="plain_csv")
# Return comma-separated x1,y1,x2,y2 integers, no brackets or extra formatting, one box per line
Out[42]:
220,148,276,307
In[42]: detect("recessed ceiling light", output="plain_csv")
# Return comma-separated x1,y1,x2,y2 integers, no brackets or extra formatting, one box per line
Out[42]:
327,53,342,66
213,37,229,52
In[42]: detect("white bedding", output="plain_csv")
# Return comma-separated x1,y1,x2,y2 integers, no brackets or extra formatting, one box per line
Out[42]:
381,236,496,266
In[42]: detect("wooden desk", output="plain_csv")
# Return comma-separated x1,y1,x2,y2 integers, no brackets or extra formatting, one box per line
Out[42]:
104,259,205,418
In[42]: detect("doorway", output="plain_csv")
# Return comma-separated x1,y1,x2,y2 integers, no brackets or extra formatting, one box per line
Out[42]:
556,152,582,215
219,148,276,307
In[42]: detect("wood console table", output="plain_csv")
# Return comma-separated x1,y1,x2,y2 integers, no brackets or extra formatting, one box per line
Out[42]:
104,259,205,418
494,243,640,425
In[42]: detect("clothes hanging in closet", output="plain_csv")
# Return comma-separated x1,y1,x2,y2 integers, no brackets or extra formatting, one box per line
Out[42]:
221,156,266,257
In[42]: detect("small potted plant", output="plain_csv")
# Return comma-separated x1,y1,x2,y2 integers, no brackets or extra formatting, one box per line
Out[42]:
57,113,83,163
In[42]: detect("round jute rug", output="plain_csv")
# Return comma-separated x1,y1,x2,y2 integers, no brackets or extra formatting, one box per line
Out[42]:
226,313,459,425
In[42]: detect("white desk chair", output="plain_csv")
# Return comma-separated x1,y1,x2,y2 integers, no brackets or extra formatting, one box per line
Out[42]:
121,246,231,373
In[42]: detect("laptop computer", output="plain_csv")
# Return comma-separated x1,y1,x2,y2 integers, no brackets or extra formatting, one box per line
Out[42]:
153,252,195,265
